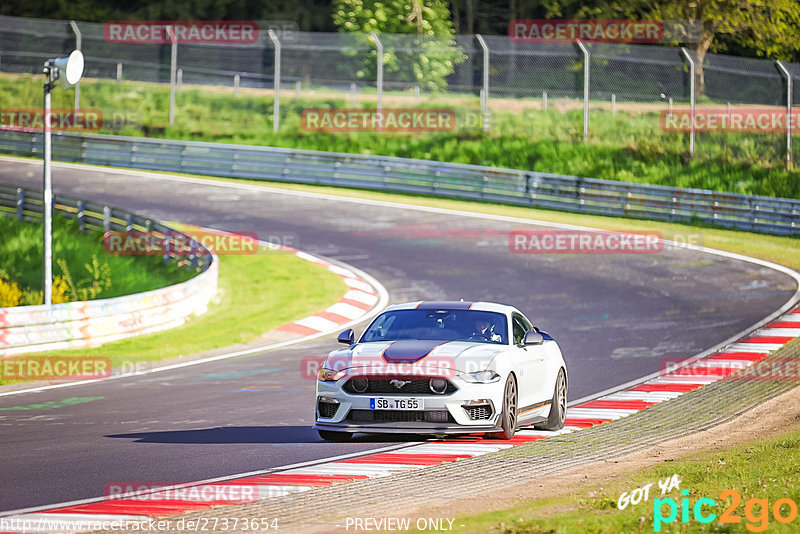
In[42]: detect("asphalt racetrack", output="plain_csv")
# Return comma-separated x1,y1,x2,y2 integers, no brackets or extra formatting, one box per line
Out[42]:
0,159,796,512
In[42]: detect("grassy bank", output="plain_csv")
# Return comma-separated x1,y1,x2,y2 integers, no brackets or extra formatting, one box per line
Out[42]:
0,244,348,384
2,73,798,199
0,214,192,305
435,424,800,533
0,212,349,384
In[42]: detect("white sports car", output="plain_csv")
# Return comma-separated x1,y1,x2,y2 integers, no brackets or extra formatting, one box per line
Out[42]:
314,301,567,441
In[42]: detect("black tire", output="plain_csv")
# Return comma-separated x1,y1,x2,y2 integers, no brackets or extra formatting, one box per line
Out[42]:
490,374,518,440
318,429,353,442
535,369,567,431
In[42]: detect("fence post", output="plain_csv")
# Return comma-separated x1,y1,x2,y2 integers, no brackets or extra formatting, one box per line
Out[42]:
234,74,240,97
103,206,111,233
167,25,177,126
116,62,122,85
611,93,616,116
371,32,383,124
177,68,183,93
268,29,281,132
350,83,357,106
543,91,547,112
576,40,590,142
295,80,301,99
70,21,81,112
476,34,489,132
776,60,792,169
681,47,695,157
16,188,24,221
414,85,420,106
77,200,85,230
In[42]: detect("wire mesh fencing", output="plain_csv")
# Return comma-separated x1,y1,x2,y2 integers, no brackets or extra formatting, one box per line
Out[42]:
1,14,799,167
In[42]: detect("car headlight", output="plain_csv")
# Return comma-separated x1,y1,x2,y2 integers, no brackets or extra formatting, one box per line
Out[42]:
461,370,501,383
318,368,345,382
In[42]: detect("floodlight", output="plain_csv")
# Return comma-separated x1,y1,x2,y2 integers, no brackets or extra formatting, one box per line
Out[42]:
53,50,84,89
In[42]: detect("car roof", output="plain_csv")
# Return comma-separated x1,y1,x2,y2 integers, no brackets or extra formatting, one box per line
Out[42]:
383,301,518,315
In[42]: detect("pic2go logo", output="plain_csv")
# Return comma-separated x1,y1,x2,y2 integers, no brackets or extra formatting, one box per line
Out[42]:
654,489,799,532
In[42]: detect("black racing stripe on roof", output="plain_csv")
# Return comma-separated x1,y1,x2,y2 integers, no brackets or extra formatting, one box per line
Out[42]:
416,301,474,310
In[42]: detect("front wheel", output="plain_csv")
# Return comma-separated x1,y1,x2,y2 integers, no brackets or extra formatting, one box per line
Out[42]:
488,374,518,440
535,369,567,431
318,429,353,442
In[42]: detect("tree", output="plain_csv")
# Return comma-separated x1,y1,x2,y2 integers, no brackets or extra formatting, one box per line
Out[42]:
601,0,800,95
332,0,466,91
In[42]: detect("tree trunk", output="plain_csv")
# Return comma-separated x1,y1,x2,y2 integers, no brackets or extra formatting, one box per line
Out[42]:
693,28,714,96
450,0,460,34
465,0,474,35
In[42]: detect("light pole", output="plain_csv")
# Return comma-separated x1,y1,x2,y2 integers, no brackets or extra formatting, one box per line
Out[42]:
42,50,83,305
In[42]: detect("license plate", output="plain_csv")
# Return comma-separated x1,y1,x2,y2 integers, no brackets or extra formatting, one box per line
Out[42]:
370,397,423,410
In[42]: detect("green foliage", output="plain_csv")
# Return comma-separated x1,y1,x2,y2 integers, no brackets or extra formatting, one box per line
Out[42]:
2,73,799,199
332,0,466,90
0,214,193,304
55,255,112,302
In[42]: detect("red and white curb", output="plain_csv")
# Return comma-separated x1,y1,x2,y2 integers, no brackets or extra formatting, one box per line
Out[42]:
3,306,798,533
274,248,379,338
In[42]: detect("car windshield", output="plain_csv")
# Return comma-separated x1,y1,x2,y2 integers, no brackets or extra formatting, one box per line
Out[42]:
360,309,508,345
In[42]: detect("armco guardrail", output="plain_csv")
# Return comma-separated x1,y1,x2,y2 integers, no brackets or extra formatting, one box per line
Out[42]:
0,183,218,356
1,130,798,235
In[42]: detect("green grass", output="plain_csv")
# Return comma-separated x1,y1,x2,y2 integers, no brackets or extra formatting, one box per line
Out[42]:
0,212,348,385
0,246,347,383
434,426,800,533
2,72,799,199
0,214,193,300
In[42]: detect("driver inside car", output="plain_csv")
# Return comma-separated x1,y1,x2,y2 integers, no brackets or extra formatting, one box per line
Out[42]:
469,318,502,343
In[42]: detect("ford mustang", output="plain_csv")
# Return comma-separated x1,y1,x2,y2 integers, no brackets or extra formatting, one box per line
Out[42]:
314,301,567,441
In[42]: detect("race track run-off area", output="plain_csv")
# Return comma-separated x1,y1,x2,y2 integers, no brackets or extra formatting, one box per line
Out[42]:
0,158,798,533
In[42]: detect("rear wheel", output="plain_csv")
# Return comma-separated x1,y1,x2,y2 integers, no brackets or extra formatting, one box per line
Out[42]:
489,374,518,440
317,429,353,442
535,369,566,431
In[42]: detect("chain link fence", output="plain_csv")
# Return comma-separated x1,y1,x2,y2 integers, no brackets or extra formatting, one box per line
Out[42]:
1,14,799,166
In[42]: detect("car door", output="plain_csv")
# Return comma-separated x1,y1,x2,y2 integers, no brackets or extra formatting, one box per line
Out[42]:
511,313,549,411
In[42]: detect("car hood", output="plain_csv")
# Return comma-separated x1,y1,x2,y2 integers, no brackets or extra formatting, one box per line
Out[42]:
325,339,505,377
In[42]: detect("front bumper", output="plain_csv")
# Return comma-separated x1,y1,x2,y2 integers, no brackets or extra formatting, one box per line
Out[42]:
314,374,506,434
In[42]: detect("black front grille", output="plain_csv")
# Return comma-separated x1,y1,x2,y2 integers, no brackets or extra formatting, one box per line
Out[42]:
347,409,455,424
343,377,457,395
317,400,339,418
464,405,493,420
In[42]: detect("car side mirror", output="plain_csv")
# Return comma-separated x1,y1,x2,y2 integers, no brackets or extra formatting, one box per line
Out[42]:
522,330,543,346
337,328,355,345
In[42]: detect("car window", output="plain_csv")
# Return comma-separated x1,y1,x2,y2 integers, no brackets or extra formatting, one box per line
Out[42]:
361,309,508,344
512,313,527,345
519,313,533,332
